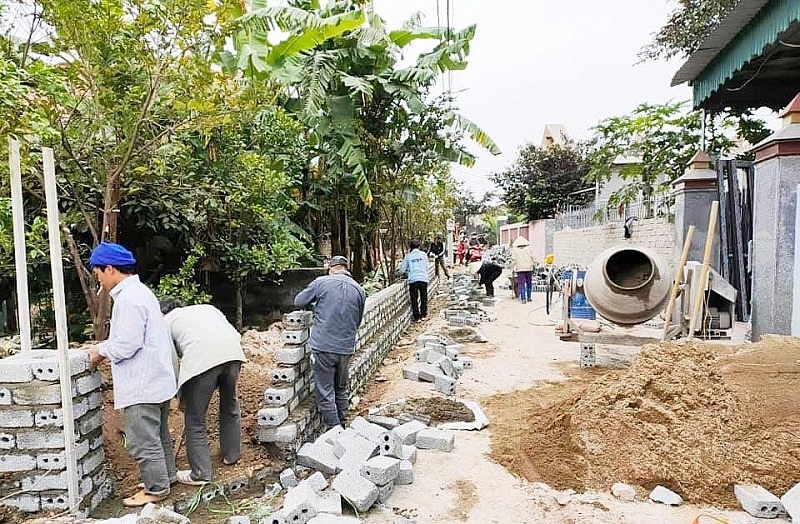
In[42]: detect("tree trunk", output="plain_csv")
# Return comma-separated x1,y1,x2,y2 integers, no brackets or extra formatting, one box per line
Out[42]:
234,280,244,331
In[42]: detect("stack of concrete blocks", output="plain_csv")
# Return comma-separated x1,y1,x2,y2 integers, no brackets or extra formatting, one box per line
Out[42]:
257,310,323,461
0,349,111,514
258,267,440,463
402,335,472,395
270,416,453,521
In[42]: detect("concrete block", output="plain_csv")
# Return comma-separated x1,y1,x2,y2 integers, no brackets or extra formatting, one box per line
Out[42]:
228,517,251,524
276,345,306,365
396,460,414,485
271,365,299,383
283,482,318,524
23,471,68,491
258,407,289,427
33,408,63,427
317,425,343,447
415,428,455,452
282,330,309,345
0,432,15,449
438,358,457,378
297,442,340,475
376,480,394,504
426,352,445,365
0,453,36,472
399,445,417,464
75,371,102,395
350,416,385,442
0,353,35,382
331,470,379,513
416,364,441,383
263,511,287,524
423,341,446,355
402,366,420,381
649,485,683,506
3,493,40,513
280,468,298,489
337,434,378,472
331,428,358,458
459,356,473,369
0,408,34,427
434,375,456,395
79,448,104,475
366,415,399,430
359,456,400,486
264,388,293,407
303,471,329,492
414,349,428,362
39,492,69,511
316,490,342,515
377,431,403,458
734,483,782,518
392,420,427,446
0,387,11,405
416,334,440,347
781,482,800,523
11,382,64,405
307,516,361,524
452,360,465,377
87,390,102,410
16,429,64,449
257,423,298,443
284,310,313,329
77,409,102,435
139,503,191,524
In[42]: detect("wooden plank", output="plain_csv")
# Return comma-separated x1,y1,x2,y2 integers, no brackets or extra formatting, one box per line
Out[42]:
42,147,80,513
8,138,32,353
663,225,695,340
688,201,720,339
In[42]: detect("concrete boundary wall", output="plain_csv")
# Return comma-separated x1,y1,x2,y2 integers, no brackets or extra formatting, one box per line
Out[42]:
0,349,111,514
553,217,675,269
257,270,440,461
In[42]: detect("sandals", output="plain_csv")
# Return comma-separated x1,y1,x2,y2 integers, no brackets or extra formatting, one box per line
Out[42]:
177,469,209,486
122,489,167,507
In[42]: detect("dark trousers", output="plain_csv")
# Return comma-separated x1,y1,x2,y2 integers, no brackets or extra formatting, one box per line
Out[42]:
409,281,428,320
312,351,351,429
434,256,450,278
478,263,503,297
181,361,242,481
124,401,176,495
517,271,533,302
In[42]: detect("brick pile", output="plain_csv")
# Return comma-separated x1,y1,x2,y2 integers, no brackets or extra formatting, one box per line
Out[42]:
0,349,111,514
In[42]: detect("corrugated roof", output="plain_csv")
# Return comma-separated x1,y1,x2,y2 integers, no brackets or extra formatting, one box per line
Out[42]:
671,0,771,86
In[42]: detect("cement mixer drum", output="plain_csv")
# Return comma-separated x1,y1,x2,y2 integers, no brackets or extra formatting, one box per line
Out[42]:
583,246,671,325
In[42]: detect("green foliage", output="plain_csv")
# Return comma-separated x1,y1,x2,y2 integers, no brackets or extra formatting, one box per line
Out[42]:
639,0,739,61
154,245,211,305
493,143,591,221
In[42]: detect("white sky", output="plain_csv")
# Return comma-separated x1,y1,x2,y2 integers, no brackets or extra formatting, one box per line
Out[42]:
374,0,697,196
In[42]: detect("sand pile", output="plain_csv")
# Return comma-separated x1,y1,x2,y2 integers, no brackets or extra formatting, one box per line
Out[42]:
510,338,800,506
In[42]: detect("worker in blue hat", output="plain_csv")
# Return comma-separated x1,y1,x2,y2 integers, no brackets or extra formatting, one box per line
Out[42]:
85,242,178,507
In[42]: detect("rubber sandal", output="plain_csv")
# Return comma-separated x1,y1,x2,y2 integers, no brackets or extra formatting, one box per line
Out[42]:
222,458,238,466
137,480,177,489
177,469,209,486
122,489,167,507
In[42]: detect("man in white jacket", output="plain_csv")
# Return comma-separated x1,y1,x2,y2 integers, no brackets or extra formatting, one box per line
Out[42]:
511,236,537,303
159,298,245,485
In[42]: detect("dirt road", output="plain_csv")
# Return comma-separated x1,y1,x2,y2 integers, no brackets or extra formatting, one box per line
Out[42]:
360,281,791,524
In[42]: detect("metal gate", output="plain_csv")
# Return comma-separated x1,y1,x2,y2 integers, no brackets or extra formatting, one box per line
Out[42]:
715,159,754,321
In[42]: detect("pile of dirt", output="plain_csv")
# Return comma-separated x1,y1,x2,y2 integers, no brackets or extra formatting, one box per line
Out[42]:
488,337,800,507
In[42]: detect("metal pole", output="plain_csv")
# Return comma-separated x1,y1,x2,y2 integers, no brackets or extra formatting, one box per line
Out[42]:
8,137,32,353
42,147,80,512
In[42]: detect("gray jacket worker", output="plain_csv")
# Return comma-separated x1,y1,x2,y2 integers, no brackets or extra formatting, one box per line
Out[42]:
294,255,366,429
160,299,246,486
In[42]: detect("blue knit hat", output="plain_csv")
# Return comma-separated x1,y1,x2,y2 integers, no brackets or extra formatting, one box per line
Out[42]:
89,242,136,268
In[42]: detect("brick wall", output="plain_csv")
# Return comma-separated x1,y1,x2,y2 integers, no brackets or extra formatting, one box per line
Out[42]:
0,350,111,514
257,271,441,461
553,217,675,269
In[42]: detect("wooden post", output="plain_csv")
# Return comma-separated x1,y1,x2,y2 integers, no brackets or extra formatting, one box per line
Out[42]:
662,225,695,340
687,201,719,340
42,147,80,512
8,138,32,353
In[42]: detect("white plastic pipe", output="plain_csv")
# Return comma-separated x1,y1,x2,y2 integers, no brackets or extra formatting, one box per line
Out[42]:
8,137,32,353
42,147,80,513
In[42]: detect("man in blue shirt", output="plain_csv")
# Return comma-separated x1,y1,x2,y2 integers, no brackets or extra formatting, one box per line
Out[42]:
294,256,366,429
397,240,429,321
85,242,177,507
